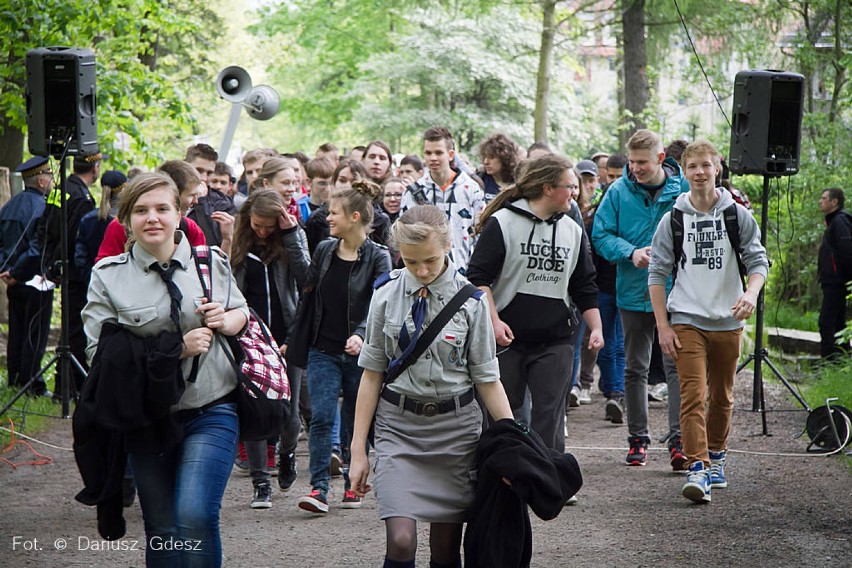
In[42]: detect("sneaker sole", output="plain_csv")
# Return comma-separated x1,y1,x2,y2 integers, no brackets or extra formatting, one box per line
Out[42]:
232,465,250,476
298,497,329,514
605,403,624,424
341,501,362,509
251,501,272,509
682,483,711,503
625,459,647,466
710,480,728,488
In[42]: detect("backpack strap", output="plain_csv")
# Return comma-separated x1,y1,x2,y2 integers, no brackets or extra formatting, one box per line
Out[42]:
670,208,685,285
722,203,747,291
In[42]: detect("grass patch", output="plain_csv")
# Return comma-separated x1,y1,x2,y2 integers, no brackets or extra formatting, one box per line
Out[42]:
764,302,819,332
801,360,852,470
0,367,64,448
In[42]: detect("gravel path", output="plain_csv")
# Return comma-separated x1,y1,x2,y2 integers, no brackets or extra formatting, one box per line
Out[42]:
1,372,850,567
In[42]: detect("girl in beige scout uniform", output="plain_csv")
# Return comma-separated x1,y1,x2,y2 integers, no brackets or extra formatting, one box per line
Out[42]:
350,205,513,568
82,172,249,566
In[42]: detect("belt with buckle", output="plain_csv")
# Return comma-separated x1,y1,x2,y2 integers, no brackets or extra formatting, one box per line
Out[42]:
381,388,474,417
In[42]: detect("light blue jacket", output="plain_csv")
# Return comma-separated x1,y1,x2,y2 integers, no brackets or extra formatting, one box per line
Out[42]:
591,158,689,312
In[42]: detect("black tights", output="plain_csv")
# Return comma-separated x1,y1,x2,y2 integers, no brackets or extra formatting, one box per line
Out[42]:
385,517,462,565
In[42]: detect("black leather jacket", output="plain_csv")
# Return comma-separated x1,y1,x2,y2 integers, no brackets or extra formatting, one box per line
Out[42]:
291,237,391,363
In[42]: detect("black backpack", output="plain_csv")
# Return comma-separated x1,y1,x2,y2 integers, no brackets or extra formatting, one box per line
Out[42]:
671,203,747,291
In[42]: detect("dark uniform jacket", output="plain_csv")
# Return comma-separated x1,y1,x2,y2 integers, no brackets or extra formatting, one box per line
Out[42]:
37,173,95,282
0,187,46,281
818,208,852,285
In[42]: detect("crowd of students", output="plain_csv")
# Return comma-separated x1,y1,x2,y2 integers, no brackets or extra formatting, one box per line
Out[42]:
3,125,776,566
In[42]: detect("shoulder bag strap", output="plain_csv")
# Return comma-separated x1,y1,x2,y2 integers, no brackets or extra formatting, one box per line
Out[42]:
187,245,213,383
384,283,479,385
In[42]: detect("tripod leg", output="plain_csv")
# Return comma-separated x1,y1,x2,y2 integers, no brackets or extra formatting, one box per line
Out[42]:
761,354,810,411
0,355,59,417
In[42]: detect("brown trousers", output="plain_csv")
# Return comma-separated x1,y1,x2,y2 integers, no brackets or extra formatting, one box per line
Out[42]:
673,325,742,467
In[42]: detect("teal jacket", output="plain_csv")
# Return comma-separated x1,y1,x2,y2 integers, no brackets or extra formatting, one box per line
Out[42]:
591,157,689,312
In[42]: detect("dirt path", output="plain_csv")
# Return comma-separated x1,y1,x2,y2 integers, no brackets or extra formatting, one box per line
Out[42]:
1,373,850,567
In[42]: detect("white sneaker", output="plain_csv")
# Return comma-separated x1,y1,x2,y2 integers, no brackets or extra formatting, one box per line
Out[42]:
648,383,668,402
569,386,580,408
578,388,592,405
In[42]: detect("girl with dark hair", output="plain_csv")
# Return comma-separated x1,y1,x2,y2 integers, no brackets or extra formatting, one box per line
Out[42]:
230,189,311,508
477,132,520,202
293,180,391,514
468,155,604,452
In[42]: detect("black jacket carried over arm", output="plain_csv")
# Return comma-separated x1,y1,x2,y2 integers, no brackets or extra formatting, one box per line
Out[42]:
72,322,184,540
464,419,583,568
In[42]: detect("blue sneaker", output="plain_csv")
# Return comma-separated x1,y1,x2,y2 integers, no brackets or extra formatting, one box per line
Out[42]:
709,450,727,488
682,462,711,503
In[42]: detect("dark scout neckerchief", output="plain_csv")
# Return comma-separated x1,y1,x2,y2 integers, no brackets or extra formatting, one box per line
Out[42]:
150,260,183,332
383,283,478,386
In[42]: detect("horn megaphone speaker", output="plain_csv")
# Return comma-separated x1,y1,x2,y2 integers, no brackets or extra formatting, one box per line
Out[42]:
244,85,280,121
216,66,252,103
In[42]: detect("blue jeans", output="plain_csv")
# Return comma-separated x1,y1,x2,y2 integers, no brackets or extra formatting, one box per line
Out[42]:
597,292,625,397
306,349,362,493
130,403,238,568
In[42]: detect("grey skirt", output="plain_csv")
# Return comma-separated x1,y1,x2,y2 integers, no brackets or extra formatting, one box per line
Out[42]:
373,393,482,523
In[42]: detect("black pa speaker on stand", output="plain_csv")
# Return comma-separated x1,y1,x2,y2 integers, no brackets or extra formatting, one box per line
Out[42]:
730,71,852,452
729,70,804,176
25,47,98,158
0,47,98,420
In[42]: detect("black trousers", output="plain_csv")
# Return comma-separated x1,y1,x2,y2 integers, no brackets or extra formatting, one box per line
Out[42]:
819,283,849,359
6,284,53,393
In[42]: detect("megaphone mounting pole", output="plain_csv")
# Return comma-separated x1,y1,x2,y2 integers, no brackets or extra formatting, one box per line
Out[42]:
219,102,242,163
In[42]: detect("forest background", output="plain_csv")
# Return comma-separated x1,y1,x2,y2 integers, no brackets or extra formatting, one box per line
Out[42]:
0,0,849,339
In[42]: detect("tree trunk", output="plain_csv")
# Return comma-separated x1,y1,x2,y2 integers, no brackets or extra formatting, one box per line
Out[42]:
0,115,25,177
0,167,9,323
622,0,649,141
533,0,557,144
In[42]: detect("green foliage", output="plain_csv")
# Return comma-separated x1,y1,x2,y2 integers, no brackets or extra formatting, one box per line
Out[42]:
252,1,586,153
804,359,852,411
0,0,222,168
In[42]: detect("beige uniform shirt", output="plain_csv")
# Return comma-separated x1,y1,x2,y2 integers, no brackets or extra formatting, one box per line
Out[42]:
82,233,249,411
359,259,498,400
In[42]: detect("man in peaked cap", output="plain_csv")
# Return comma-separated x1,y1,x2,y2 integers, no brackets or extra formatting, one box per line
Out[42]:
0,157,55,396
35,150,102,398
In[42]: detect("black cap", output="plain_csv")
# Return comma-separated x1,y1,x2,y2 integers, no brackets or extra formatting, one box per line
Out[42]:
16,156,51,178
73,151,108,168
101,170,127,190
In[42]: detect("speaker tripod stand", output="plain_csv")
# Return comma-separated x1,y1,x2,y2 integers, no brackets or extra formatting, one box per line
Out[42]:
736,176,851,452
0,151,86,420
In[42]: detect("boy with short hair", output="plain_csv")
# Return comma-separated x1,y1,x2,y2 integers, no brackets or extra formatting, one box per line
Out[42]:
649,140,768,503
400,126,484,273
298,158,335,221
592,129,688,468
